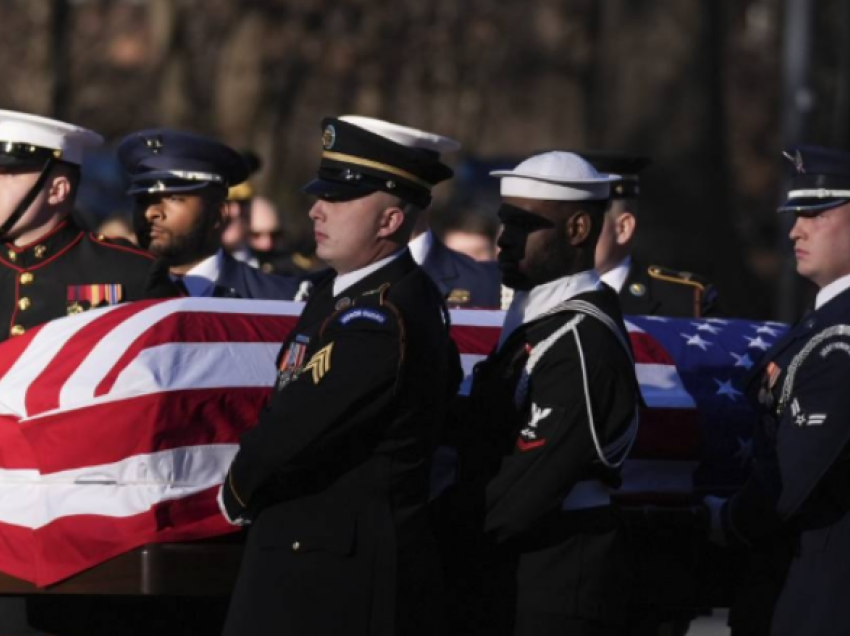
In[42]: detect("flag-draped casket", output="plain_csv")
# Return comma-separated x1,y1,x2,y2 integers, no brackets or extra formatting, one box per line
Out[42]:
0,298,784,586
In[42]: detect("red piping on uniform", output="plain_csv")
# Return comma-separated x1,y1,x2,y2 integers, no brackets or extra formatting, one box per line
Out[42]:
4,219,69,254
87,234,154,260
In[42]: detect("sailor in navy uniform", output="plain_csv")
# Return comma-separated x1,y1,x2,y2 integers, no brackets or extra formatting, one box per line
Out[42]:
448,152,640,635
118,129,298,300
219,116,462,636
0,110,178,343
706,145,850,636
583,151,719,317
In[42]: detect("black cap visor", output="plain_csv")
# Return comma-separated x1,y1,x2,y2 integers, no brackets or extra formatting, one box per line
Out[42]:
127,176,222,196
777,197,850,216
301,177,378,202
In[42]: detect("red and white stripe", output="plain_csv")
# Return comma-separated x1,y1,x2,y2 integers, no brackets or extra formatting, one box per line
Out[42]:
0,298,699,586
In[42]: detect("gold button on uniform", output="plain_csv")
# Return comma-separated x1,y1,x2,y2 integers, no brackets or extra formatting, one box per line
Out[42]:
20,272,34,285
18,298,31,311
7,251,16,262
34,245,47,259
10,325,25,337
291,541,301,552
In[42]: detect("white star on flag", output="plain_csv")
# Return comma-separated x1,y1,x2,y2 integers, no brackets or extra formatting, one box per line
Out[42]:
714,378,743,401
645,316,670,322
694,322,722,334
755,325,781,337
730,352,754,370
682,333,713,351
745,335,771,350
706,318,731,325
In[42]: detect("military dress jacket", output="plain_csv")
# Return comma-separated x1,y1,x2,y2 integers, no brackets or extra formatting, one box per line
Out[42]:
0,218,175,341
421,238,501,309
456,286,640,635
221,250,462,636
618,260,718,318
723,286,850,636
205,251,298,299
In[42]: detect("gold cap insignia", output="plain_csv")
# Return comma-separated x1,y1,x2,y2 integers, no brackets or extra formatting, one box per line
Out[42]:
34,245,47,259
629,283,646,297
322,125,336,150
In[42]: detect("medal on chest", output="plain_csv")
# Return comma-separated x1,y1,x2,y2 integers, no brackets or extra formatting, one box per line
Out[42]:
276,334,310,391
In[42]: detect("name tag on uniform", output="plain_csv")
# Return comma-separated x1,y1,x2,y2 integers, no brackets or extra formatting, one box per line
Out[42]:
66,284,124,315
277,334,310,390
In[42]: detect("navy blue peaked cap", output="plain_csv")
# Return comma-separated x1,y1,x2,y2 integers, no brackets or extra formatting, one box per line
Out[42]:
302,117,454,209
118,129,249,196
779,145,850,215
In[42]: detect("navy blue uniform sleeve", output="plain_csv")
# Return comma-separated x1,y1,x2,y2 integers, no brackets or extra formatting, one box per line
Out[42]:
726,336,850,543
222,305,402,518
484,337,632,542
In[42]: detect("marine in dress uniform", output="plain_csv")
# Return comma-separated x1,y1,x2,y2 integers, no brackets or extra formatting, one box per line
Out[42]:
705,145,850,636
219,117,463,636
583,151,719,318
117,129,298,300
450,152,641,636
0,110,177,342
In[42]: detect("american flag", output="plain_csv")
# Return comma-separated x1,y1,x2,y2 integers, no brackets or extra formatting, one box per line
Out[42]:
0,298,784,586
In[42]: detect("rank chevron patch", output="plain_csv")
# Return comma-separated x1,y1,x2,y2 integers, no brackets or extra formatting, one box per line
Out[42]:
303,343,334,384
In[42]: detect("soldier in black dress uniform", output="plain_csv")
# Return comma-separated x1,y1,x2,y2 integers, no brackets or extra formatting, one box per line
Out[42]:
219,116,462,636
705,145,850,636
582,151,719,318
0,110,176,342
447,151,641,635
117,129,298,300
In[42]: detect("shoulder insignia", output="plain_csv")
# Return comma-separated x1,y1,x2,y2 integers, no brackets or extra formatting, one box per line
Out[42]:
88,233,154,259
790,398,827,427
360,282,392,304
447,288,471,305
337,307,388,326
302,343,334,384
516,403,552,451
647,265,708,290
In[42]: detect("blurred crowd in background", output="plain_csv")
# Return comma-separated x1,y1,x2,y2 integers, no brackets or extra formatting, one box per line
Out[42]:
1,0,848,319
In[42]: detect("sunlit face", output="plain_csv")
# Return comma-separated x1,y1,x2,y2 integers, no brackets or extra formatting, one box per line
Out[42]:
789,201,850,288
136,191,223,265
308,191,402,274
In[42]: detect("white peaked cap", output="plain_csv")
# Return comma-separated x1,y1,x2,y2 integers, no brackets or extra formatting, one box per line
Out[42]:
491,151,620,200
0,109,103,165
340,115,461,154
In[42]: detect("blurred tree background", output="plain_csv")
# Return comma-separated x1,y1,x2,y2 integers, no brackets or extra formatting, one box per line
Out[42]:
0,0,848,319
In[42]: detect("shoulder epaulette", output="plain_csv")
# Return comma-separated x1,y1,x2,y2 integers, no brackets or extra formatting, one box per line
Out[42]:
359,282,392,305
88,233,154,260
647,265,708,291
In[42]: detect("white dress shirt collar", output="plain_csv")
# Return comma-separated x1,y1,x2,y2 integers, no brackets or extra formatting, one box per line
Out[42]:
816,271,850,309
598,256,632,294
408,230,434,266
333,249,407,297
498,269,603,349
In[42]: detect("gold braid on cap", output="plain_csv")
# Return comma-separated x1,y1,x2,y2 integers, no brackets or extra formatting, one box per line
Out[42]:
322,151,433,190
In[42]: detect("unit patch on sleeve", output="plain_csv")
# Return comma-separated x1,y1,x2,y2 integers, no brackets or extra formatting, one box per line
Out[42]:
338,307,388,326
